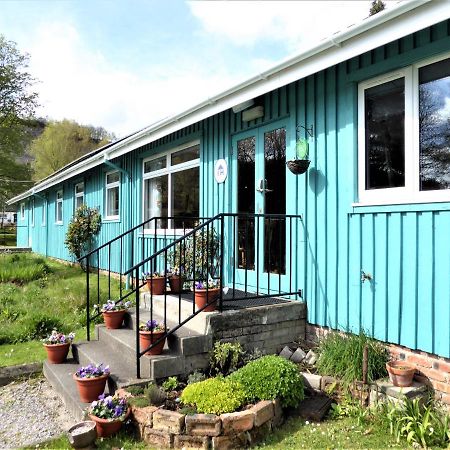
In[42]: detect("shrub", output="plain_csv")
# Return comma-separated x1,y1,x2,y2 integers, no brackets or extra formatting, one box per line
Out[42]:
181,377,246,414
228,355,305,408
210,341,245,376
145,383,167,406
187,371,206,385
162,376,178,392
316,330,388,387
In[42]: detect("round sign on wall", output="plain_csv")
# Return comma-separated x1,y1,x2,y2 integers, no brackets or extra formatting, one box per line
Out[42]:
214,159,228,183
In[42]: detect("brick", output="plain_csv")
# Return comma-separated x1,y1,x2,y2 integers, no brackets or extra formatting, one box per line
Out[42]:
173,434,210,450
185,414,221,436
115,388,133,399
143,428,173,448
212,433,248,450
272,399,283,428
131,405,158,427
220,410,254,434
251,400,274,427
302,372,322,390
441,394,450,405
248,421,272,445
153,409,185,434
417,367,446,382
431,380,450,395
435,360,450,373
406,354,432,368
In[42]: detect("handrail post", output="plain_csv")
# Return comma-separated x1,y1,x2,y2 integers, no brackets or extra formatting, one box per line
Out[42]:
86,254,90,341
135,267,141,379
219,215,224,312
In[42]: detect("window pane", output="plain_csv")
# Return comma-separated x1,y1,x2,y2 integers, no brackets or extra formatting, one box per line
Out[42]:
419,58,450,190
237,136,255,270
56,202,62,222
144,175,168,228
75,183,84,194
144,157,166,174
107,186,119,217
75,195,84,209
171,145,200,166
365,78,405,189
57,191,63,200
106,172,120,184
171,167,199,228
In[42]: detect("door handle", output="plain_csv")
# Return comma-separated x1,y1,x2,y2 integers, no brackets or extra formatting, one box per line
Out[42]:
256,179,273,193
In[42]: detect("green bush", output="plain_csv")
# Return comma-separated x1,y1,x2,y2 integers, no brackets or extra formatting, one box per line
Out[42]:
181,377,246,414
316,330,388,387
210,341,245,376
228,355,305,408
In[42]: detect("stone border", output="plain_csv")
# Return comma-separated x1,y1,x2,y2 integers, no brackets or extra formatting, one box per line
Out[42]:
0,362,43,386
117,389,283,450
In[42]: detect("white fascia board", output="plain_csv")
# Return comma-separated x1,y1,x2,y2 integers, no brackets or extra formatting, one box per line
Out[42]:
9,0,447,205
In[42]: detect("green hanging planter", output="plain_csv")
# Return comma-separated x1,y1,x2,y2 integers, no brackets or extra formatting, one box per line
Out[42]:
287,138,310,175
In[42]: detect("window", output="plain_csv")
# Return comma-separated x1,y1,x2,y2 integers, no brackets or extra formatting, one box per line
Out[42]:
143,142,200,230
31,199,35,226
358,53,450,204
20,203,25,220
74,182,84,210
55,190,63,224
42,199,46,226
105,171,120,219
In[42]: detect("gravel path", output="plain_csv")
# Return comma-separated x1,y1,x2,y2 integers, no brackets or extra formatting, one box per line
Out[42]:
0,377,75,449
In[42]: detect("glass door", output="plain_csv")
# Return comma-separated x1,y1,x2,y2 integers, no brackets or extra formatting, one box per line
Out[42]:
233,121,287,293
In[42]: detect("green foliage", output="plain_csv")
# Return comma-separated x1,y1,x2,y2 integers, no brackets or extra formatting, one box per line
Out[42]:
382,397,450,448
30,119,114,180
316,330,388,387
229,355,305,408
126,385,145,396
187,371,206,385
65,205,101,264
369,0,386,16
128,396,150,408
179,405,197,415
329,396,370,427
181,377,246,415
0,253,51,283
162,376,178,392
210,341,245,376
145,383,167,406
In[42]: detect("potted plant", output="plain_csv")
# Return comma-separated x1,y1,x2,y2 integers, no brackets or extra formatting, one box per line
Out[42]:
168,266,185,293
194,280,220,312
386,360,416,387
97,299,132,329
139,319,168,355
142,271,166,295
88,394,129,437
73,363,110,403
42,329,75,364
286,137,310,175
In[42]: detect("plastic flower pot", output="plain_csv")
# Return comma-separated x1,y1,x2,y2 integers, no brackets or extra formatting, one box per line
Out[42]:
102,309,126,329
67,421,97,448
89,409,129,438
169,275,183,293
146,276,166,295
194,288,220,312
73,374,109,403
139,330,166,355
386,361,416,387
43,342,71,364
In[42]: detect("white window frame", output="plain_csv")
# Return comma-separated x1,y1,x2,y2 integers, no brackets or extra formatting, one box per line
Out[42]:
74,182,84,211
357,51,450,206
105,171,120,220
55,189,63,224
142,140,200,234
20,203,25,221
42,199,46,226
30,198,35,227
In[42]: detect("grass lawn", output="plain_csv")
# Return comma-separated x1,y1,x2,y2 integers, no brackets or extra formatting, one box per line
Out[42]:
0,252,122,367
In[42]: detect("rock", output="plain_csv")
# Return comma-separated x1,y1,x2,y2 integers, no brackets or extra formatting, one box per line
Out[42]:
304,349,318,365
290,348,307,363
279,345,294,360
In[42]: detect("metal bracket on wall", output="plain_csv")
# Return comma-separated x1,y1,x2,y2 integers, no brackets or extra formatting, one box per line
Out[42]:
296,124,314,139
103,157,131,180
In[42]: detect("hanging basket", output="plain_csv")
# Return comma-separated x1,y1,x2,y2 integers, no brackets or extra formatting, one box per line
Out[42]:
286,159,310,175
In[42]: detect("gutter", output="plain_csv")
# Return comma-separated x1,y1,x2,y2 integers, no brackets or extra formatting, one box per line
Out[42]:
7,0,434,205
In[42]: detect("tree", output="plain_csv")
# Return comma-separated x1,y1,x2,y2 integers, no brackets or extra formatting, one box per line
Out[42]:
0,35,39,207
30,119,115,180
369,0,386,16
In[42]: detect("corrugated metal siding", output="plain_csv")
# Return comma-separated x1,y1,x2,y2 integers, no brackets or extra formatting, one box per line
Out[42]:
19,19,450,357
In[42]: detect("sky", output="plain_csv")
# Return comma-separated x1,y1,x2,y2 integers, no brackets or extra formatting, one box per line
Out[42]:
1,0,400,138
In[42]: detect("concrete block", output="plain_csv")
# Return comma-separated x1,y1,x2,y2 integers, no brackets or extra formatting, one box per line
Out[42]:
304,350,318,365
302,372,322,390
151,356,185,379
212,433,248,450
369,379,429,407
251,400,274,427
290,348,307,363
131,405,158,427
173,434,210,450
220,410,254,434
272,399,283,427
185,413,221,436
248,420,272,445
279,345,294,360
144,428,173,448
153,409,185,434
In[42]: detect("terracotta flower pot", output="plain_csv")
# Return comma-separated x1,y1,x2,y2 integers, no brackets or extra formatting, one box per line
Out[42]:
44,342,71,364
386,361,416,387
89,410,129,438
139,330,166,355
146,276,166,295
73,374,109,403
194,288,220,312
102,310,126,329
169,275,183,293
